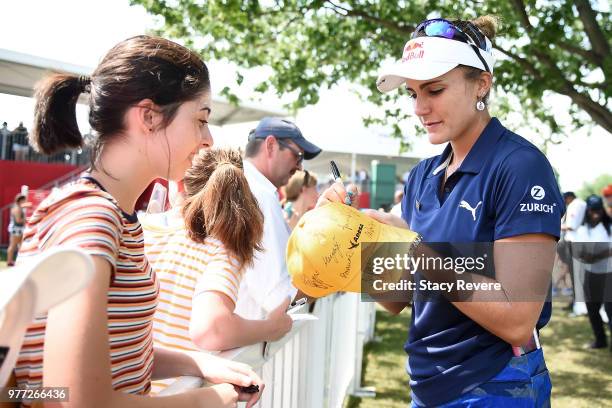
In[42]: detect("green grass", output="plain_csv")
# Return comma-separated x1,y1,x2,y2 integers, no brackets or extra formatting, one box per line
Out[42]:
345,307,412,408
347,303,612,408
542,304,612,407
0,248,7,269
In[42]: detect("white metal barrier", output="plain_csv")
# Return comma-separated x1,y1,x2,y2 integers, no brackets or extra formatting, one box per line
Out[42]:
160,293,377,408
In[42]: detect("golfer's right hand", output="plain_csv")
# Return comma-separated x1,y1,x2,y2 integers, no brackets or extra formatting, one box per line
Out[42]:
316,182,359,208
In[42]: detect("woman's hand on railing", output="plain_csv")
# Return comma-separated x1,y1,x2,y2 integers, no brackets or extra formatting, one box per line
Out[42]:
191,382,261,408
203,383,241,407
188,352,264,407
264,297,293,341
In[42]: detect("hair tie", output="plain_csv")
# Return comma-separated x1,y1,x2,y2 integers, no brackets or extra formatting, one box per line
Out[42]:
78,75,91,93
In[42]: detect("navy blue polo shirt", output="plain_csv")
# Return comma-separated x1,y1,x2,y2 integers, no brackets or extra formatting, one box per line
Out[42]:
401,118,564,407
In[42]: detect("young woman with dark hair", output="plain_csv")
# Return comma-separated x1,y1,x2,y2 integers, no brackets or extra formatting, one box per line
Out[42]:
144,149,292,377
14,35,262,408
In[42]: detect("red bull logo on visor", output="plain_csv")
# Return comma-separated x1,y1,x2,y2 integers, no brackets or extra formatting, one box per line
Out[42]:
402,41,424,61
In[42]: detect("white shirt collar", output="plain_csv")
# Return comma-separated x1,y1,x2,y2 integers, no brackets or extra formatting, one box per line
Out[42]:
243,160,278,196
432,151,453,176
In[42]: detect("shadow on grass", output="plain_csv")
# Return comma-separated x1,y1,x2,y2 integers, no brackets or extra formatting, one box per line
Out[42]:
0,248,6,269
551,371,611,400
345,307,412,408
540,303,612,403
345,395,361,408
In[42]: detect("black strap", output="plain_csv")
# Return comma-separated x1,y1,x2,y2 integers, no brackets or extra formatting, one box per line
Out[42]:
470,44,490,73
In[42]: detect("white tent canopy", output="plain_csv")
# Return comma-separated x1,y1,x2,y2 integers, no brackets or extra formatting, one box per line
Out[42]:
0,48,285,126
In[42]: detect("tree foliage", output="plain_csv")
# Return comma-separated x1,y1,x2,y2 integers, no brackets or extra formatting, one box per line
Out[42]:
132,0,611,140
577,173,612,198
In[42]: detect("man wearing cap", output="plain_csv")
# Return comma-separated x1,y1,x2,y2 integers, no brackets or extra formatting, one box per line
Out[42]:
235,117,321,319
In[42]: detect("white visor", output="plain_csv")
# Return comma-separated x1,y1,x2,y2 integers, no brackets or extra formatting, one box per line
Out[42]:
376,36,495,93
0,247,94,315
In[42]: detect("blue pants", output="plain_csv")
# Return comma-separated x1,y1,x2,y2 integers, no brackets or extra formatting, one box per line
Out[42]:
412,349,551,407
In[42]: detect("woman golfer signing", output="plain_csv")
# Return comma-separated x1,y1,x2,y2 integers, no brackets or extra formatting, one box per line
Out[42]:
319,16,563,407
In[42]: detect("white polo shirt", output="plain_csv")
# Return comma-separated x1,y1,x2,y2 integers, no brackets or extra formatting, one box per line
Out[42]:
574,223,612,273
563,198,586,241
235,160,297,319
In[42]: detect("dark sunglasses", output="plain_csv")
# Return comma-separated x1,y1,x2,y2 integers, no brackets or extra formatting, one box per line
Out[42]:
412,18,491,73
277,138,304,166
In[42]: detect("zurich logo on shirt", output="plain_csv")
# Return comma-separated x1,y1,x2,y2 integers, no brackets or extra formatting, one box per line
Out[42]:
520,185,556,213
530,185,545,200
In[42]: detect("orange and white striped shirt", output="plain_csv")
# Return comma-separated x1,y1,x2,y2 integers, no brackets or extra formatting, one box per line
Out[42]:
142,211,243,393
13,177,158,403
143,211,243,351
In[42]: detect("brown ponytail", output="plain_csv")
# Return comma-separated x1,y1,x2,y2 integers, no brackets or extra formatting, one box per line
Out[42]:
471,15,499,41
182,148,264,267
31,74,87,154
455,15,500,103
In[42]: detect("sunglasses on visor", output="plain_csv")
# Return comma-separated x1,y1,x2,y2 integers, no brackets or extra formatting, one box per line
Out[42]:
412,18,491,73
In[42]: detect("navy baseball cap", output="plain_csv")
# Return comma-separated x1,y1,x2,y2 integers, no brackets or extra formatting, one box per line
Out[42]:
249,117,322,160
586,195,604,210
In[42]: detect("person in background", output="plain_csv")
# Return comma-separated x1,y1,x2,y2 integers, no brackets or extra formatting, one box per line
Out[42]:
6,194,28,267
281,170,319,230
144,149,292,365
13,35,262,408
561,191,587,313
0,121,10,159
357,168,370,193
238,117,321,319
602,184,612,218
574,195,612,351
390,189,403,216
11,122,29,161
